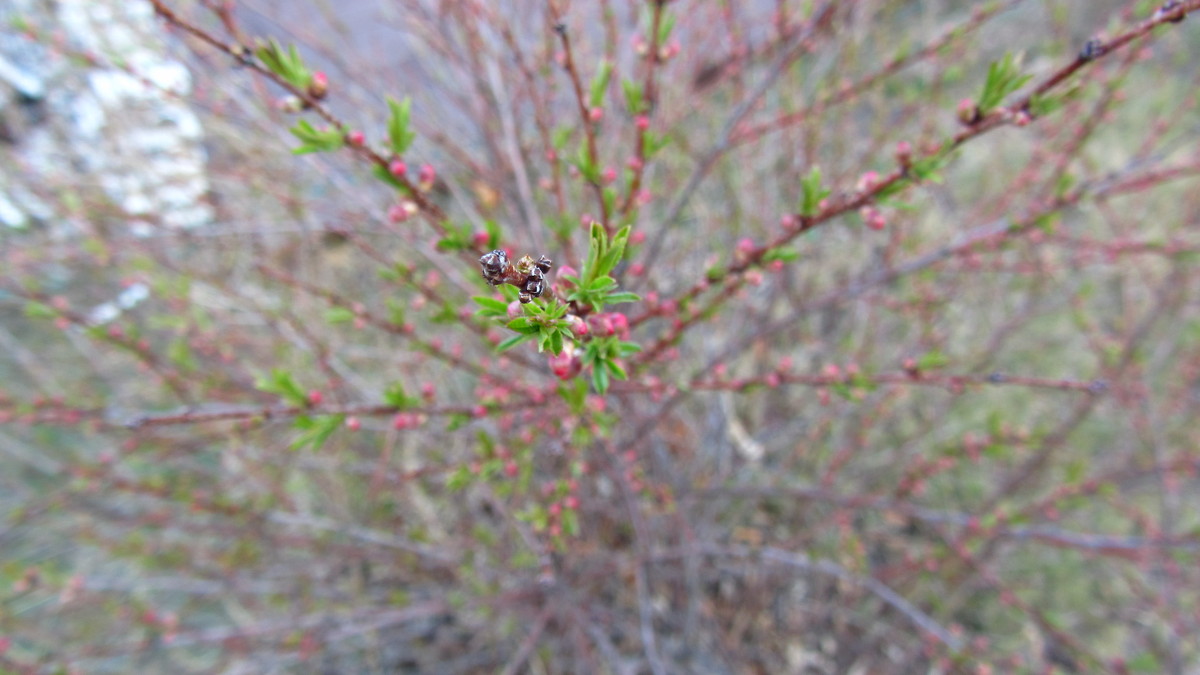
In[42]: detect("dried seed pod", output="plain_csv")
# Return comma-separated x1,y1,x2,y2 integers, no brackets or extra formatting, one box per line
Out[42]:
479,249,510,286
478,250,553,303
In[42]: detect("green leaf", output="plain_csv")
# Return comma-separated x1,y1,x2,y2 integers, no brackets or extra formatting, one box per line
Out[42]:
575,139,599,183
800,166,830,217
644,131,670,157
589,61,613,109
615,340,642,357
622,79,645,114
167,338,197,372
255,39,312,90
761,246,800,263
473,296,510,316
657,12,677,44
255,368,309,406
603,291,641,305
606,359,627,381
326,306,356,324
915,350,951,370
383,382,420,409
506,317,540,334
561,507,580,536
552,126,572,150
497,333,537,352
445,413,470,431
289,119,346,154
386,96,417,155
446,465,473,491
290,414,345,451
592,362,610,394
23,301,56,319
588,276,618,292
978,52,1032,113
372,164,412,194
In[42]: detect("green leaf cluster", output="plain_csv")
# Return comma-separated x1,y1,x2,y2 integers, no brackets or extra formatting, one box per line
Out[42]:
475,295,575,355
255,368,308,406
800,166,831,217
573,138,600,184
581,336,641,394
656,11,677,45
622,79,646,114
383,382,422,410
289,119,346,155
386,96,417,155
255,39,313,90
290,414,345,451
561,223,640,311
500,300,573,355
589,62,612,109
978,52,1032,113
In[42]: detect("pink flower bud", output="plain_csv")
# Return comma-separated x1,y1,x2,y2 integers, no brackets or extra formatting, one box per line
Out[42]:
566,314,588,337
418,164,436,191
957,98,979,125
635,115,650,130
307,390,323,406
610,312,629,338
389,160,407,177
388,200,419,223
347,130,365,146
549,349,582,379
856,171,879,192
308,71,329,99
632,35,649,57
602,167,618,184
345,417,361,431
861,206,886,231
589,314,616,336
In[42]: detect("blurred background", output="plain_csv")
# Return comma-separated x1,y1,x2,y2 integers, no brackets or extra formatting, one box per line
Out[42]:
2,0,1199,673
